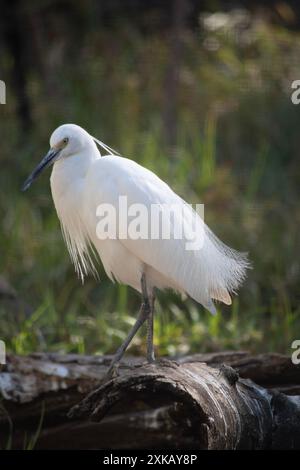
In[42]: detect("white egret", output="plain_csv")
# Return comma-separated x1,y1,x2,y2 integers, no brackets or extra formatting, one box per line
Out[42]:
22,124,249,375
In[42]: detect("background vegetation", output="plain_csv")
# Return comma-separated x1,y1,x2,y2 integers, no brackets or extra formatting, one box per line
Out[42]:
0,0,299,357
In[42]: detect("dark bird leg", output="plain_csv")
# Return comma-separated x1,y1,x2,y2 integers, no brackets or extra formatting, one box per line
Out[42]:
146,291,156,363
106,273,151,378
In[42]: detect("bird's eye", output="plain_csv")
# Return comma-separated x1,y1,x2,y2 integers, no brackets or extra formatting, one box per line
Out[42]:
63,137,69,145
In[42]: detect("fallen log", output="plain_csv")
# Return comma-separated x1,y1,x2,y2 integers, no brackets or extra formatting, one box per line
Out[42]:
0,352,299,449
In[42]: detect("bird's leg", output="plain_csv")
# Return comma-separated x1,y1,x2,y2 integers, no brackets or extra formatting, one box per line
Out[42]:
106,303,149,378
105,273,150,379
146,292,155,363
140,273,156,361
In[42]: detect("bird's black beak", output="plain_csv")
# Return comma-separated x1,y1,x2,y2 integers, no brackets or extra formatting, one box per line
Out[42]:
22,148,61,191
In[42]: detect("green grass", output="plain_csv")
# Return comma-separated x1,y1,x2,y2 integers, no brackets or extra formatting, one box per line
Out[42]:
0,15,299,358
0,400,44,450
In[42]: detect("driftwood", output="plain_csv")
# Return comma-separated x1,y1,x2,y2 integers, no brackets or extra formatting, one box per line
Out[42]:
0,351,300,449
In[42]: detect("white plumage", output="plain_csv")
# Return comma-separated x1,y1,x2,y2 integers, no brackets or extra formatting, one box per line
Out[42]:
23,123,249,368
50,124,248,313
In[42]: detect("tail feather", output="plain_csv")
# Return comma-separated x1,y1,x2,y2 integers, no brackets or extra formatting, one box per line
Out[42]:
197,225,250,313
210,287,232,305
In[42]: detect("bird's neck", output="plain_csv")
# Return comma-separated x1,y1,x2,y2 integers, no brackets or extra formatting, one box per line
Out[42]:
50,143,99,198
50,144,100,280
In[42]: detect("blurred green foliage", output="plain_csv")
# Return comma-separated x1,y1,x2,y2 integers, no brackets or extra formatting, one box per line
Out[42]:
0,9,299,356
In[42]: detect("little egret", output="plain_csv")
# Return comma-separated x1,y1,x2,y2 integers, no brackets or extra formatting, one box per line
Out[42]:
22,124,249,375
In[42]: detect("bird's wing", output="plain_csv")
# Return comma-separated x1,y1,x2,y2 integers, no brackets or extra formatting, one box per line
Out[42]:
86,156,249,314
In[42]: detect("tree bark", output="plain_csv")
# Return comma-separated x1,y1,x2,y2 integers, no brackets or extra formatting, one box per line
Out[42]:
0,352,299,449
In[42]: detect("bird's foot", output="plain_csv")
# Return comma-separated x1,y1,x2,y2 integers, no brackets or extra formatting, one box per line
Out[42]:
130,358,156,370
99,362,120,385
107,362,120,379
132,357,179,370
147,353,156,364
156,357,180,368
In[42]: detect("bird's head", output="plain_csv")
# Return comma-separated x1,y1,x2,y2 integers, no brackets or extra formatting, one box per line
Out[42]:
22,124,94,191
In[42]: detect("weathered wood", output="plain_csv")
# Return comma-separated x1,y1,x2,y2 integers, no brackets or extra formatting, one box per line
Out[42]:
0,352,299,449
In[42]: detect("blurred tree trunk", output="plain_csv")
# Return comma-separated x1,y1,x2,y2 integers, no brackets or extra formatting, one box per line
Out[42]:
163,0,189,149
1,0,32,133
